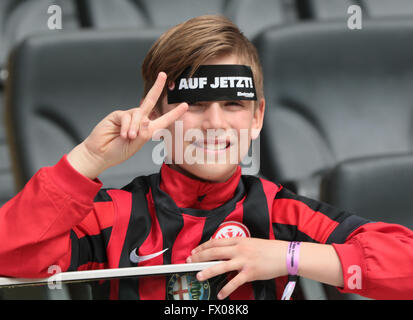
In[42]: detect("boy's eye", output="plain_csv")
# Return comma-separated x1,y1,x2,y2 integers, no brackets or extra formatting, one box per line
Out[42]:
190,102,203,107
188,101,246,109
225,101,244,107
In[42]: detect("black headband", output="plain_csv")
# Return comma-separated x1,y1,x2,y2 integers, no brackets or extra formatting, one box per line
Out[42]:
167,65,257,104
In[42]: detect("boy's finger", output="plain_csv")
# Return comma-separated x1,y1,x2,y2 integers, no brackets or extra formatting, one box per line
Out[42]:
189,246,235,264
128,108,142,139
191,238,241,255
151,102,188,131
196,260,240,282
140,72,167,115
119,112,132,139
217,271,249,300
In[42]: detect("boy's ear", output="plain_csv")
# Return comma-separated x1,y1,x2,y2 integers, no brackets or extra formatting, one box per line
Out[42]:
251,98,265,140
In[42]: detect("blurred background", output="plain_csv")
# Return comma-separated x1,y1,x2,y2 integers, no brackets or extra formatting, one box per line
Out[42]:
1,0,413,300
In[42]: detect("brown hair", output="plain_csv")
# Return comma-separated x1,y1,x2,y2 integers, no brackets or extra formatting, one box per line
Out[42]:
141,15,263,110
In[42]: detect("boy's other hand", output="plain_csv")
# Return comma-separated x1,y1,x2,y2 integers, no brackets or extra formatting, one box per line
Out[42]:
67,72,188,180
187,237,289,300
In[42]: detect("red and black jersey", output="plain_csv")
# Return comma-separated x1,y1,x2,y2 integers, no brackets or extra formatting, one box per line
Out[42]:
1,155,413,299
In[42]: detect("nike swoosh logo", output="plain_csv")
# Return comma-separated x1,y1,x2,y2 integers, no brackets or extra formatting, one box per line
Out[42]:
129,248,168,264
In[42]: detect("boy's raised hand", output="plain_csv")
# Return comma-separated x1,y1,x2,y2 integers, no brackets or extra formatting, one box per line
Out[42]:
67,72,188,180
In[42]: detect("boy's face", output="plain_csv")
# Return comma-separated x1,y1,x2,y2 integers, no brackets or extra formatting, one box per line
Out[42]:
158,54,265,182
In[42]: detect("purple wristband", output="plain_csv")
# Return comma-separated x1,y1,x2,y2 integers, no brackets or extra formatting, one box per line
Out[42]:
286,241,301,276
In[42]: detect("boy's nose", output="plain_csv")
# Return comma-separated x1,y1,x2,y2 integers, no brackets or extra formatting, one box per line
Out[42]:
202,102,228,130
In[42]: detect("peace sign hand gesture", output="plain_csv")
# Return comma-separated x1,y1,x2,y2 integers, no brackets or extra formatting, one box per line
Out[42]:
67,72,188,180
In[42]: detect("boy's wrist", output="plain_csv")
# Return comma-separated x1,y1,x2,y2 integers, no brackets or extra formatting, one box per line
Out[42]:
67,143,106,180
50,155,103,204
285,241,301,277
296,242,344,287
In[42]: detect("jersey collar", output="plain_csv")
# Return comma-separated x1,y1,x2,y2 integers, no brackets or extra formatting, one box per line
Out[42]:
159,163,242,211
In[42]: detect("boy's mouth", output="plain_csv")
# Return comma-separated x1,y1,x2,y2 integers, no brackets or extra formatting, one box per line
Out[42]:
192,139,232,152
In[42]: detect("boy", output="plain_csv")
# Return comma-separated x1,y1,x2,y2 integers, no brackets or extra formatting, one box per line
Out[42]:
0,15,413,300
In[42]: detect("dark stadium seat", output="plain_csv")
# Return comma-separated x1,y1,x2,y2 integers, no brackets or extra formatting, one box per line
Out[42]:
5,29,164,191
320,152,413,300
254,18,413,202
4,29,166,300
0,117,15,207
0,0,80,70
0,0,81,207
0,0,80,87
301,0,354,19
362,0,413,18
225,0,297,39
306,0,413,20
321,153,413,230
80,0,297,39
254,18,413,300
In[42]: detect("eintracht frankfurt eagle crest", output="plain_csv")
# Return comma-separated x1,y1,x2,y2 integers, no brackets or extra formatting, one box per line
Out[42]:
212,221,251,239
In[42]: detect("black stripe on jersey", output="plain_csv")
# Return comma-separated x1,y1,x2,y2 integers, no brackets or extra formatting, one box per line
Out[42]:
94,189,113,202
242,176,271,239
326,215,370,244
149,174,184,265
117,176,153,300
242,176,276,300
276,187,371,244
68,227,111,271
272,223,317,243
149,174,186,299
275,187,352,223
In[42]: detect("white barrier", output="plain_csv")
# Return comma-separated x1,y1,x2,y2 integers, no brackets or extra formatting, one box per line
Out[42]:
0,261,221,288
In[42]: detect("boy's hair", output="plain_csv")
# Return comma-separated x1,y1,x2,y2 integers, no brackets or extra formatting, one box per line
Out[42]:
141,15,264,110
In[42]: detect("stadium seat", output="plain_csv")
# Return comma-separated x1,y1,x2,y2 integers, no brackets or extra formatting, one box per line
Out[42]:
4,28,166,300
307,0,413,20
321,153,413,230
0,0,81,207
0,129,14,207
0,0,80,73
225,0,297,39
362,0,413,18
302,0,354,20
80,0,297,39
254,18,413,300
319,153,413,300
5,29,164,191
254,18,413,201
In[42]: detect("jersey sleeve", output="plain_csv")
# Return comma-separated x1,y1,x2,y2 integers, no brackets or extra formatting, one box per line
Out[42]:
272,187,369,244
331,221,413,299
272,187,413,299
0,155,114,278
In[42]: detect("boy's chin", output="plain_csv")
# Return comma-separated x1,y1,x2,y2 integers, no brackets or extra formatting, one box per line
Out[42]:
177,163,239,182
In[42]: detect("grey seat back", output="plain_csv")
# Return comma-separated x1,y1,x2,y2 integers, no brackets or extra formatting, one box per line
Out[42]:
6,29,164,189
308,0,413,20
254,19,413,186
0,0,80,69
0,0,81,206
82,0,296,39
321,153,413,229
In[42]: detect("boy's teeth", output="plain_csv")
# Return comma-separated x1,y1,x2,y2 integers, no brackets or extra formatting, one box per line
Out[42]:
195,141,227,150
205,143,227,150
